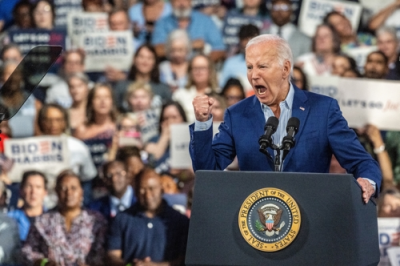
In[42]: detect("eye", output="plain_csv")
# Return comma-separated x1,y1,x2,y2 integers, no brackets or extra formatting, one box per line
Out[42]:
247,66,252,70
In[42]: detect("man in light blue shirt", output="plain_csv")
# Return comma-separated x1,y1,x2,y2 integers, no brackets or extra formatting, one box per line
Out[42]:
152,0,225,62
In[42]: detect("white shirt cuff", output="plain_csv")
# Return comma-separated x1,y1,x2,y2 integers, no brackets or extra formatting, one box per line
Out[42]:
194,116,213,131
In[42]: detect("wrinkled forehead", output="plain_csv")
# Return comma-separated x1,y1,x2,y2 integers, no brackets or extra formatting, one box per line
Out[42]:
367,53,386,64
245,42,279,62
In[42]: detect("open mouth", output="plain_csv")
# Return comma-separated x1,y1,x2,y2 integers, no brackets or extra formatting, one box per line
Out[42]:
255,85,267,95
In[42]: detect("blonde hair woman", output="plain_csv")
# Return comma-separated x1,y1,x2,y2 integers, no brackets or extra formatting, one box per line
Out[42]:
124,81,154,112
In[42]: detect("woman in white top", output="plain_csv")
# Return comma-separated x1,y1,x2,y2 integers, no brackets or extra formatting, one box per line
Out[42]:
296,23,341,78
159,29,191,92
172,54,219,123
67,72,91,133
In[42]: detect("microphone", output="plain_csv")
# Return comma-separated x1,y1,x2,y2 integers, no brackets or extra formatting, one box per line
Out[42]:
259,116,279,154
282,117,300,161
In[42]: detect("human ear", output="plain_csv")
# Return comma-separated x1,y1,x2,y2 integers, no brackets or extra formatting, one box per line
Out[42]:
282,60,291,80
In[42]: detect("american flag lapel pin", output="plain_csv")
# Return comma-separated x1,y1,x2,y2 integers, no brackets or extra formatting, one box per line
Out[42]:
300,107,305,111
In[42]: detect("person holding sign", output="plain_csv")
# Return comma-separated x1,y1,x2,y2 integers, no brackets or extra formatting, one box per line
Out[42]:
45,49,87,108
145,101,188,175
31,0,55,30
368,0,400,37
323,11,376,52
114,44,172,113
190,34,381,203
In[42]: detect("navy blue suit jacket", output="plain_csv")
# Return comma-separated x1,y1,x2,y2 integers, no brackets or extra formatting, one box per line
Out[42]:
189,86,381,191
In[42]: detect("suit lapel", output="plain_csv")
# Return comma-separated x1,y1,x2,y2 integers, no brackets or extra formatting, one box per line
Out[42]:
283,87,310,169
244,96,266,139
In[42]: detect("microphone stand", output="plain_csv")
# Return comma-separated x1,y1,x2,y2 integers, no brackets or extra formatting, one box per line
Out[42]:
273,145,282,172
260,143,283,172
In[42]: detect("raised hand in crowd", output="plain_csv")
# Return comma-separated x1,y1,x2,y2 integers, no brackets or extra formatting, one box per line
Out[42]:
363,124,395,190
368,0,400,31
192,95,215,122
145,118,171,161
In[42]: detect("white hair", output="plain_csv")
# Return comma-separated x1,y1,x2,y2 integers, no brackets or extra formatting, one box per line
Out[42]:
165,29,191,60
376,26,398,43
246,34,293,71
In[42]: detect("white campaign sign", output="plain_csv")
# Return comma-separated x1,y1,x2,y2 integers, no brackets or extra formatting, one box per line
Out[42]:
388,247,400,266
309,76,400,130
4,136,71,208
4,136,70,183
170,122,220,169
298,0,362,37
67,12,109,46
378,218,400,266
80,31,134,72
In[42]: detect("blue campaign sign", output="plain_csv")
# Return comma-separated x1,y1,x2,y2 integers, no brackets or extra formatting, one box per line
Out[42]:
8,29,67,71
83,137,113,168
8,29,67,55
53,0,83,29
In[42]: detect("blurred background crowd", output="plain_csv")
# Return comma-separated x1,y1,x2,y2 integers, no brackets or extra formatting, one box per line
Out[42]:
0,0,399,265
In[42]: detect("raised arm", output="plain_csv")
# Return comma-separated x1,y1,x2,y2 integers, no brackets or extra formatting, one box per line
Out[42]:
190,95,236,171
368,0,400,31
365,124,394,191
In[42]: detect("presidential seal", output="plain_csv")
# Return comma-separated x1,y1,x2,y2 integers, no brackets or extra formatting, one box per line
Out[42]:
238,188,301,252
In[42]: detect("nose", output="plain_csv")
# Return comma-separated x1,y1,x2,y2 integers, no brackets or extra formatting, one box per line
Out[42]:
250,68,260,82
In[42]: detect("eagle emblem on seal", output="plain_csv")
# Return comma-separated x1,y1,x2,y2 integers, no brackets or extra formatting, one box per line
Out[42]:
256,203,286,237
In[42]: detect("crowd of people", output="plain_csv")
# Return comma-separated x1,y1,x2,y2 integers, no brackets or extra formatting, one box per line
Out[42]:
0,0,399,265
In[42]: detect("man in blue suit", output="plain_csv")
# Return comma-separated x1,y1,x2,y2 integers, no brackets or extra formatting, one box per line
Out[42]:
190,34,381,203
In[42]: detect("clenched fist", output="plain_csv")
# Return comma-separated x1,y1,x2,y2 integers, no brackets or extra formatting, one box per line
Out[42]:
193,95,214,122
